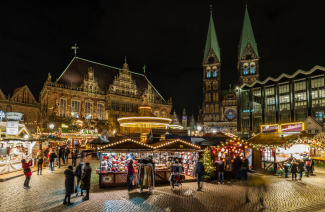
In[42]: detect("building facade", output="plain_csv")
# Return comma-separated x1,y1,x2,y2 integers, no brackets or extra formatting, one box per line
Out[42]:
40,57,172,134
238,66,325,132
201,6,258,133
0,86,39,132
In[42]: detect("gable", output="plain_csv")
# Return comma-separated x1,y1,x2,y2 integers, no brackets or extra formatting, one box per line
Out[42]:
11,86,38,104
304,116,323,130
57,57,166,102
0,89,6,100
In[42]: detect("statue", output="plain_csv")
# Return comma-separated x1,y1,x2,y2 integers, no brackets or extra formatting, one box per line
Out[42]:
47,73,52,82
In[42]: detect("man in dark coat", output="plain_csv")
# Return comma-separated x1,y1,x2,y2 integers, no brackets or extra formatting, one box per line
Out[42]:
74,161,84,197
235,155,243,181
196,158,205,191
64,147,70,165
58,146,64,168
72,148,78,166
63,166,75,205
81,162,92,201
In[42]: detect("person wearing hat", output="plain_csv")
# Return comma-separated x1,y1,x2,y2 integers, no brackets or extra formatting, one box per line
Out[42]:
63,165,75,205
74,161,84,197
81,162,92,201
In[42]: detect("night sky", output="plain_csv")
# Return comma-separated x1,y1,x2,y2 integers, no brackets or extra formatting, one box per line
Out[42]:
2,1,325,119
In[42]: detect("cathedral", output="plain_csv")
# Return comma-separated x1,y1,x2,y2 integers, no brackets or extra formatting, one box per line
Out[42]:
200,5,259,133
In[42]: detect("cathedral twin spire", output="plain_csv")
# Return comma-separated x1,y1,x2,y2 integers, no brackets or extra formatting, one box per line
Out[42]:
203,5,258,63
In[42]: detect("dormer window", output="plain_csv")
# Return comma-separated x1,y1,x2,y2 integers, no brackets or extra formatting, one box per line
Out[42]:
250,62,256,74
207,71,211,78
213,70,217,77
243,63,249,75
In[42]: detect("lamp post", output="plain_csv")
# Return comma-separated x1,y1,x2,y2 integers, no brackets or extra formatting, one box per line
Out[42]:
49,124,54,135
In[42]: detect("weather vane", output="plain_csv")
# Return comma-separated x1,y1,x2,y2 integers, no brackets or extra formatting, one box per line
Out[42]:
71,44,79,58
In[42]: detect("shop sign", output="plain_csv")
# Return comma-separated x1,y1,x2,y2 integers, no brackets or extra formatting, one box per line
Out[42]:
0,111,5,121
6,121,19,135
281,123,303,132
6,112,24,121
261,125,279,133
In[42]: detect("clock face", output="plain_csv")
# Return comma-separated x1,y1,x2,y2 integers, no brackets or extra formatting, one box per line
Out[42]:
225,109,236,120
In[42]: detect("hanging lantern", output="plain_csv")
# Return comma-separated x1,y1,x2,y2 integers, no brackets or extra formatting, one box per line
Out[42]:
253,145,256,149
225,141,229,145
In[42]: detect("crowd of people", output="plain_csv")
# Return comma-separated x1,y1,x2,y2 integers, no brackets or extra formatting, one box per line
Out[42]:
21,145,92,205
284,153,315,181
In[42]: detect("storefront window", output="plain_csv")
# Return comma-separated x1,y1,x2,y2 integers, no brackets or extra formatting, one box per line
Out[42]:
262,150,274,162
265,86,275,112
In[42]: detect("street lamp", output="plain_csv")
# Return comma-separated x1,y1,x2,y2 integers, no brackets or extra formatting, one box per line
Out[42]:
49,124,54,136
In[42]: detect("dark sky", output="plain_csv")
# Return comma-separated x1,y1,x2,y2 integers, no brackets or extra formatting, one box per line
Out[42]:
2,0,325,119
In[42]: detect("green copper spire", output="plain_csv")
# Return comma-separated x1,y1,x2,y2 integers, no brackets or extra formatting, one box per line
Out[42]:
203,5,221,63
238,6,259,59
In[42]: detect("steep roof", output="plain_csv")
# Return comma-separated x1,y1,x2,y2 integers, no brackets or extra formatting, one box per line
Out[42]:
10,85,38,104
239,6,259,59
12,86,24,97
203,10,221,62
0,89,6,100
57,57,166,102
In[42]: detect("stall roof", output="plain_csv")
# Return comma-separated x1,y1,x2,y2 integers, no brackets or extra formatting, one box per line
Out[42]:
151,139,201,150
198,133,231,146
99,138,152,151
248,132,314,145
90,136,140,145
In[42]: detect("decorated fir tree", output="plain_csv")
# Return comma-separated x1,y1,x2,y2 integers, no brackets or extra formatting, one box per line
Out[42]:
200,148,215,180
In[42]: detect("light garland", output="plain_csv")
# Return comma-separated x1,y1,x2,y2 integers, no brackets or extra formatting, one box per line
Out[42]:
97,138,154,150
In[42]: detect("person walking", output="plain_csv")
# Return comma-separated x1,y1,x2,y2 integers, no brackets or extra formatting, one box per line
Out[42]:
196,158,205,191
37,150,44,175
290,158,298,181
242,156,249,181
235,155,243,181
245,174,267,209
126,159,135,191
298,159,304,181
74,161,84,197
72,148,77,166
64,146,70,165
63,165,75,205
81,162,92,201
218,160,225,184
283,162,289,178
57,146,64,168
309,155,315,176
303,154,311,177
48,148,56,173
225,157,233,183
22,159,32,188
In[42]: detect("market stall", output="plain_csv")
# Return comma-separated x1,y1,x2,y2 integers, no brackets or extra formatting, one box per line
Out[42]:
94,137,201,188
248,130,315,173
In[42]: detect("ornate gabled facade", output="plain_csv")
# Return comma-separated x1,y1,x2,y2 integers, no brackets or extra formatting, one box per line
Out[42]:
237,6,259,86
40,57,172,134
202,7,222,127
0,85,39,132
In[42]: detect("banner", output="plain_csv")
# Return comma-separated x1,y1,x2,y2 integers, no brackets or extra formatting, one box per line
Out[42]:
6,112,24,121
6,121,19,135
261,125,279,133
281,123,303,132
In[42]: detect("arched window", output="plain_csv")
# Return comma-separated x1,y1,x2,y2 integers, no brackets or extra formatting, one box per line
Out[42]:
215,104,219,113
210,105,214,113
207,71,211,78
205,105,209,113
243,67,249,75
213,71,217,77
250,66,255,74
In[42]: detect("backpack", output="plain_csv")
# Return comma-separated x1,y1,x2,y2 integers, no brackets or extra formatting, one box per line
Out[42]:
305,160,310,166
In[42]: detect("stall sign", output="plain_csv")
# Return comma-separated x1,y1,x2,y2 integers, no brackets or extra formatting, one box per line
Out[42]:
261,125,279,133
6,121,19,135
281,123,303,132
0,111,5,121
6,112,24,121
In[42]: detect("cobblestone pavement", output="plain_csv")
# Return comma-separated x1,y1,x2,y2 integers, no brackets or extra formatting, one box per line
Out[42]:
1,157,325,212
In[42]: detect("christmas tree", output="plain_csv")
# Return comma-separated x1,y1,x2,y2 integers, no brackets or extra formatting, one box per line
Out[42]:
200,148,215,180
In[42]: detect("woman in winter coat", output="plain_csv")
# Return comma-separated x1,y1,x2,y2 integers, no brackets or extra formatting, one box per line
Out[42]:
22,159,32,188
37,150,44,175
81,162,92,201
49,148,57,172
297,159,304,181
310,156,315,175
63,166,75,205
126,159,135,191
225,157,233,183
290,158,298,181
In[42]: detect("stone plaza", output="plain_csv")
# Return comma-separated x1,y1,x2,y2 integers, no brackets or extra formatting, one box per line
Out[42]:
1,157,325,212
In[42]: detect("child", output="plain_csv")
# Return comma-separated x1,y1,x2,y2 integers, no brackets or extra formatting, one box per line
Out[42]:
284,162,289,178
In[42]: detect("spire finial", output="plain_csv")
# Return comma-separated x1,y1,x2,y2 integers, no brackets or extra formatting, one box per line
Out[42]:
125,56,127,64
71,44,79,58
229,84,232,88
143,65,146,75
210,5,213,13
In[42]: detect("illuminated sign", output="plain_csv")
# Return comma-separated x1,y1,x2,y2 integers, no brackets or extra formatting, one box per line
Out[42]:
6,112,24,121
0,111,5,121
6,121,19,135
281,123,303,132
261,125,279,133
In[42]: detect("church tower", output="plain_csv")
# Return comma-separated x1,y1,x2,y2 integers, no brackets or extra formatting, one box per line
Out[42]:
202,5,221,126
182,107,188,129
237,5,259,86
